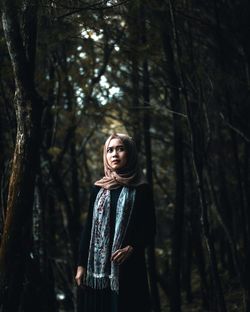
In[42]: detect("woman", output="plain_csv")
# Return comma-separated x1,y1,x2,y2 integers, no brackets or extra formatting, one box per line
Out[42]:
75,133,156,312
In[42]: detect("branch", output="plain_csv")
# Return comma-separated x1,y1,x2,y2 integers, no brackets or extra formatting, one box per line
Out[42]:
220,112,250,143
56,0,130,20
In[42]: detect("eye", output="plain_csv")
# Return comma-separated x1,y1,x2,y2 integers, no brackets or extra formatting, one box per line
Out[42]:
117,146,125,152
107,147,113,153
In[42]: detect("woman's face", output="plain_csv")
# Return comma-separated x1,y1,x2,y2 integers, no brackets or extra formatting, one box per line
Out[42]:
106,138,127,170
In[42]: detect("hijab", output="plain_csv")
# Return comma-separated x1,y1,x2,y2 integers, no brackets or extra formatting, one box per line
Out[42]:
94,133,146,190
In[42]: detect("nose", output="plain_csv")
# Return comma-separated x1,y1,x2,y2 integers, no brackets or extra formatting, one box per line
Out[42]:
112,148,118,156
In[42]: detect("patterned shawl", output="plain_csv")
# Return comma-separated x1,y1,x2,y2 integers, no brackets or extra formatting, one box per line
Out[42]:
85,186,136,293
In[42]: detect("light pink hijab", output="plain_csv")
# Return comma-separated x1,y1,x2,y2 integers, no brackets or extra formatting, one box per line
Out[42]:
94,133,146,190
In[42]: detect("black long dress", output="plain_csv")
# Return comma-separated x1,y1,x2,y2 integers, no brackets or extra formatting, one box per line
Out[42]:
77,183,155,312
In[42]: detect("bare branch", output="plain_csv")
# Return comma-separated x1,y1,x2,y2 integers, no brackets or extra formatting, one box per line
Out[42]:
56,0,130,20
220,112,250,143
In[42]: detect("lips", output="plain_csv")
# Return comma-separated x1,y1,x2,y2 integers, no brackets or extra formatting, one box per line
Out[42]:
112,160,119,164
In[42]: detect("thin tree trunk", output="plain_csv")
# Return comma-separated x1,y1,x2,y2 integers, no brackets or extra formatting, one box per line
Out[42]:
158,6,185,312
63,56,81,264
182,227,193,303
128,3,142,151
185,153,209,309
140,4,161,312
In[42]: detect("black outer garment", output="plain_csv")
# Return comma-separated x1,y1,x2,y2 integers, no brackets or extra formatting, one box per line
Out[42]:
77,183,156,312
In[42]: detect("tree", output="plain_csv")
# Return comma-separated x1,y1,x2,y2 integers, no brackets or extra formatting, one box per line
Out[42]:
0,0,43,310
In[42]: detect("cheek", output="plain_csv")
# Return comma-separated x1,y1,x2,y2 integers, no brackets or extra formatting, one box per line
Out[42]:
122,152,128,163
107,154,112,163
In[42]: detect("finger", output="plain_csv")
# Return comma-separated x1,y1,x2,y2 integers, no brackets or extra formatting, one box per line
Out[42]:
115,249,132,264
75,273,85,286
118,256,127,264
112,250,124,262
111,249,121,261
77,277,86,289
75,274,83,281
113,252,128,263
116,253,129,264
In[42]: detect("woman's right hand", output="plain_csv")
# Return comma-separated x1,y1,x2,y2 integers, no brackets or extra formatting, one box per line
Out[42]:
75,266,86,287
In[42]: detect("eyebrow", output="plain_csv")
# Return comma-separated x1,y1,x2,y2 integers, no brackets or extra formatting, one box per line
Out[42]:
107,144,124,149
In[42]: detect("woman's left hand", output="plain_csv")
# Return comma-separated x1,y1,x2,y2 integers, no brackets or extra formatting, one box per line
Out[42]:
111,245,134,264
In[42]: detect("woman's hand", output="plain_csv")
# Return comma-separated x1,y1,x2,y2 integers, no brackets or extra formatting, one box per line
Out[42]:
75,266,86,288
111,245,134,265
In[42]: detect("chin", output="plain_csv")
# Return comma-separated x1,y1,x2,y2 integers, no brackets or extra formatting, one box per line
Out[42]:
111,163,124,170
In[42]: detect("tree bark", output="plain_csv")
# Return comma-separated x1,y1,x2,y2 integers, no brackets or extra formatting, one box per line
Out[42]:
127,3,142,151
140,4,161,312
158,5,185,311
0,0,42,310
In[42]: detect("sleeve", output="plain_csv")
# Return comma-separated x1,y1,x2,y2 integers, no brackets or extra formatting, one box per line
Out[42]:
77,186,99,267
126,183,156,249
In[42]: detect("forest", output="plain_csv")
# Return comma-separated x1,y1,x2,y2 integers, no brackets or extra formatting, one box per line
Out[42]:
0,0,250,311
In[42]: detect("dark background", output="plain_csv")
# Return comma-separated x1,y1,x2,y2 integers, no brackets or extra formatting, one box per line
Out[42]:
0,0,250,311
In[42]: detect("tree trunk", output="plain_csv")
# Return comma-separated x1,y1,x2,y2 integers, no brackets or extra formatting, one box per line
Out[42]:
140,4,161,312
159,7,185,312
0,1,42,310
127,3,142,151
185,153,210,309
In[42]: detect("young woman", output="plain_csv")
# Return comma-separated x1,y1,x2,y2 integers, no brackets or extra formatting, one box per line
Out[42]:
75,133,156,312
